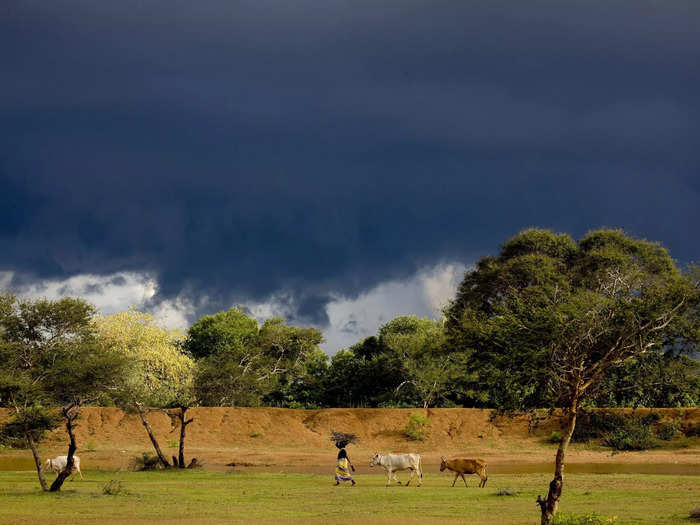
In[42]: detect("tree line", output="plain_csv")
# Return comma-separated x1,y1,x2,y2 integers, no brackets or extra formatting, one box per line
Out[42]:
2,228,699,522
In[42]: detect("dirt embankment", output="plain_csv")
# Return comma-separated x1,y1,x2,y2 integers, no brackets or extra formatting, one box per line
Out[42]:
2,407,698,470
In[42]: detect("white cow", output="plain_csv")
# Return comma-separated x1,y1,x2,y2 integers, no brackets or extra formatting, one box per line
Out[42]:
43,455,83,480
369,452,422,487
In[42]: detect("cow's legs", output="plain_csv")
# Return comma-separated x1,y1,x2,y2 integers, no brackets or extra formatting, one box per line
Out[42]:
393,472,401,485
406,468,414,486
386,469,392,487
479,474,487,488
461,473,468,487
451,472,459,487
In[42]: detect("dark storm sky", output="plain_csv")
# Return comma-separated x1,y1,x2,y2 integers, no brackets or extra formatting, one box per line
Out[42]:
1,1,699,328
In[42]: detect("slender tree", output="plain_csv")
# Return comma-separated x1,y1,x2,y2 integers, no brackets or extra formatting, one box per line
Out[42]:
95,309,194,469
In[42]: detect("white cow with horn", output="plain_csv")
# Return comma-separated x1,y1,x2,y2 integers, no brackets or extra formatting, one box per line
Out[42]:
369,452,422,487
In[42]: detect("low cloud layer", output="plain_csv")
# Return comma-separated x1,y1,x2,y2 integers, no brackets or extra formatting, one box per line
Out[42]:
1,262,466,354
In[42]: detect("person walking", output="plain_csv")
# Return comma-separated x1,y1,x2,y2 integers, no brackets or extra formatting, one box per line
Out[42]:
334,448,356,486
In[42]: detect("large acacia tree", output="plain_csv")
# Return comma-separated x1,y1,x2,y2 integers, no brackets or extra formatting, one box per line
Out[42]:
445,229,699,524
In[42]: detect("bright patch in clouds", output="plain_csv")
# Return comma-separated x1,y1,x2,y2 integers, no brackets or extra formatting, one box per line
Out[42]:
322,263,467,353
246,263,467,353
1,262,468,353
0,270,193,331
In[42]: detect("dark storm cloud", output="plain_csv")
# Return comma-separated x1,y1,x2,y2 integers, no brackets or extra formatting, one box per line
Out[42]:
1,1,699,322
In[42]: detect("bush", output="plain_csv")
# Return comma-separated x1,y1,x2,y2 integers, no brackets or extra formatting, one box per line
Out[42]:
249,429,264,438
102,479,125,495
550,431,563,443
684,423,700,438
85,440,97,452
552,511,618,525
602,425,658,451
404,412,431,441
574,410,666,450
656,419,681,441
131,452,161,471
496,488,517,496
573,410,660,442
167,440,179,448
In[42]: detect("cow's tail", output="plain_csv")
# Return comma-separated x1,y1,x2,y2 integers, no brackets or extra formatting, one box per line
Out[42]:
419,456,423,480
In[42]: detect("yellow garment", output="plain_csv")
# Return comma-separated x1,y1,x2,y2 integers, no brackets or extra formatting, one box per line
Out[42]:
335,458,352,480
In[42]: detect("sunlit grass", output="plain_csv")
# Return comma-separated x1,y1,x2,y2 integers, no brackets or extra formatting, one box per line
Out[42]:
0,470,697,524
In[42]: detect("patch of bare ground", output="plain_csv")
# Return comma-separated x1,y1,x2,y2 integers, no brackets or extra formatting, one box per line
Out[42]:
1,407,697,472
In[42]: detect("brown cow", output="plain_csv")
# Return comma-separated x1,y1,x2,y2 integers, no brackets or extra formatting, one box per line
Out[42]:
439,457,488,487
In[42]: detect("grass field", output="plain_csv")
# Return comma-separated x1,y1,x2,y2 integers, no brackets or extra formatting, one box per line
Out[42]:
0,469,698,524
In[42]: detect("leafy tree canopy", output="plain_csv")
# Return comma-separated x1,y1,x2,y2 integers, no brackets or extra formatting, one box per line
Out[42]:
95,309,195,408
445,228,700,411
183,307,258,359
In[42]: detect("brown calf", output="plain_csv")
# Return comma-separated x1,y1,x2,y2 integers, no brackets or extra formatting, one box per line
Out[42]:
439,457,488,487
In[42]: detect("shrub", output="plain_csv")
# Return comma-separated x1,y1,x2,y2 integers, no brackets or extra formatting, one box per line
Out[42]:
102,479,125,495
550,431,563,443
552,511,618,525
249,429,264,438
656,419,681,441
683,423,700,438
496,488,517,496
602,425,658,451
85,440,97,452
404,412,431,441
573,410,664,450
572,410,660,442
131,452,161,471
167,440,179,449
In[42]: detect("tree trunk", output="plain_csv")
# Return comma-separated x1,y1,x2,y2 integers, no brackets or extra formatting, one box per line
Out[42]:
135,403,170,469
25,430,48,492
49,406,78,492
538,397,579,525
177,407,193,469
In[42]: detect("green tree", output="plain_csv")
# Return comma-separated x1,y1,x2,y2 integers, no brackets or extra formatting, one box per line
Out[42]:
0,295,127,491
190,310,324,407
592,352,699,408
183,307,258,359
95,309,195,468
444,229,700,524
322,338,404,408
259,317,328,408
380,316,465,409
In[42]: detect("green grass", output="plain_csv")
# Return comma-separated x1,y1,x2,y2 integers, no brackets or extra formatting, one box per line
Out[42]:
0,470,697,524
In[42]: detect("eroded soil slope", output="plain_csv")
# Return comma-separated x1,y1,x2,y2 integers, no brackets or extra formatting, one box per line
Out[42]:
1,407,698,470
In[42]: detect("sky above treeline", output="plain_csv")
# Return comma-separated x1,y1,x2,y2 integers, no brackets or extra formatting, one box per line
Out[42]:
1,1,699,353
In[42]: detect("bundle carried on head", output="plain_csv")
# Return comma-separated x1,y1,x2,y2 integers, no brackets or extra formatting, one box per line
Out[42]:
330,431,359,449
